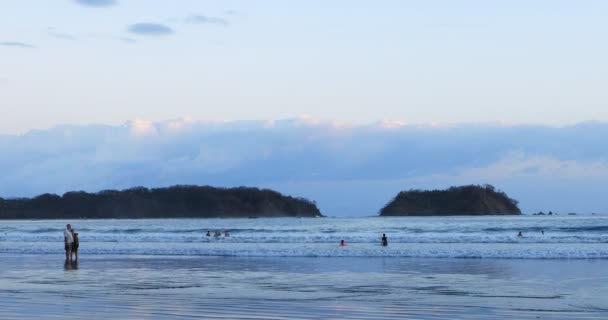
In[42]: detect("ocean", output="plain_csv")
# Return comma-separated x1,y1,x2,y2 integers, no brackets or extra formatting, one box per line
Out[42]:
1,216,607,319
2,215,607,258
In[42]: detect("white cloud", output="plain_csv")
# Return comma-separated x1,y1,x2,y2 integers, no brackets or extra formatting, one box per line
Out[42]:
164,117,194,130
126,118,157,137
378,120,407,129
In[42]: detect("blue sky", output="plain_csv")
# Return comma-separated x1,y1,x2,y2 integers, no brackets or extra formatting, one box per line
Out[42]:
1,1,607,215
1,1,608,133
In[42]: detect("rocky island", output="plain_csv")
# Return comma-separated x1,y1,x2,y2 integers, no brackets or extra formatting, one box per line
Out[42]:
380,185,521,216
0,185,323,219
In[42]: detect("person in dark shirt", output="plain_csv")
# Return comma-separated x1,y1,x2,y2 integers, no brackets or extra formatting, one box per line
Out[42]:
381,234,388,247
71,230,79,263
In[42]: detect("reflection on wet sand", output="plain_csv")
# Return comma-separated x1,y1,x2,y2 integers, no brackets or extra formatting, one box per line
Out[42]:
0,255,606,320
64,261,79,271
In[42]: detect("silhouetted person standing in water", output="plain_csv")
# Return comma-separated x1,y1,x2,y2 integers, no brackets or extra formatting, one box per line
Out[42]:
381,234,388,247
64,224,73,263
71,230,79,263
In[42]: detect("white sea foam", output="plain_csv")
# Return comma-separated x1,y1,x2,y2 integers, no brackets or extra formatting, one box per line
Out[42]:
2,242,607,259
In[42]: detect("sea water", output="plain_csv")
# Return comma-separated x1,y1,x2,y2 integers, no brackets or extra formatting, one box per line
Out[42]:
1,215,607,258
1,216,608,319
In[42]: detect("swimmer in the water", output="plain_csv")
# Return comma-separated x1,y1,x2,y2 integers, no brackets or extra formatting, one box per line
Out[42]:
381,234,388,247
206,231,211,237
517,231,523,237
340,240,347,247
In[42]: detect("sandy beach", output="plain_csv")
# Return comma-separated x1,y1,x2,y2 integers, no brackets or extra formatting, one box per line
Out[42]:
1,254,607,319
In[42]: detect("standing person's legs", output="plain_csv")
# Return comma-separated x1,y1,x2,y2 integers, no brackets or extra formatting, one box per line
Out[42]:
65,243,72,262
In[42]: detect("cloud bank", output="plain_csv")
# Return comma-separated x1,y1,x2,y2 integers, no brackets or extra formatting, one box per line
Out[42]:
128,23,174,36
1,117,606,216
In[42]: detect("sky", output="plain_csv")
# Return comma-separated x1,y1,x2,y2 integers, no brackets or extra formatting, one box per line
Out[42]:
1,0,608,133
1,1,607,216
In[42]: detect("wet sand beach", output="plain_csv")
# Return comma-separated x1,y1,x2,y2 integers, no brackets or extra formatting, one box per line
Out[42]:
1,254,607,319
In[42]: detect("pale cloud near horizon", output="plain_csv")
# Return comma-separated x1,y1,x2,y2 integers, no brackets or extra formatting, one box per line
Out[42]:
127,118,158,137
0,117,606,216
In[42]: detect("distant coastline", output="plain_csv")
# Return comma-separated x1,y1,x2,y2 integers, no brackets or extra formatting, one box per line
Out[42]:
0,185,323,219
379,185,521,216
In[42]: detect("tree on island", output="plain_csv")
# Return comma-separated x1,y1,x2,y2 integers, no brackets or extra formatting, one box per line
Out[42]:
0,185,322,219
379,184,521,216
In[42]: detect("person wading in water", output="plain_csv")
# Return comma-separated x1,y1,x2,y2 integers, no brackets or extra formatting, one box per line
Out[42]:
381,234,388,247
64,224,73,263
